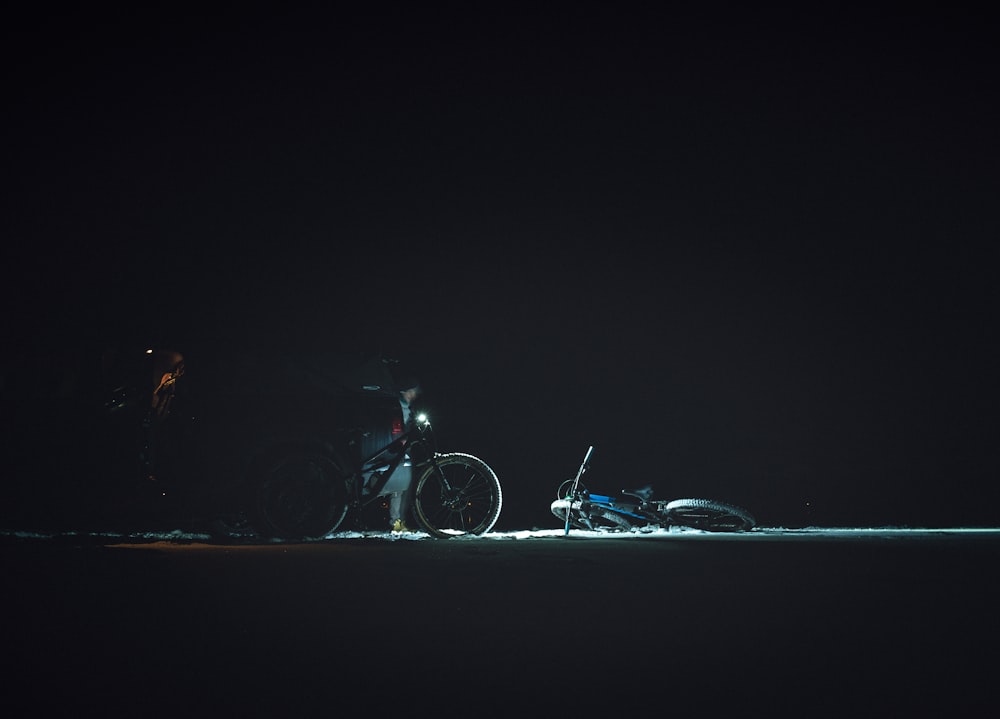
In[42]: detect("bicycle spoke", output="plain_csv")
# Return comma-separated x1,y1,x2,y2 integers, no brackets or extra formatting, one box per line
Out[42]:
414,453,502,538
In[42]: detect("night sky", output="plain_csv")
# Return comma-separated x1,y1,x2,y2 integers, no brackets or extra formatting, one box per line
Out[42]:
3,7,997,530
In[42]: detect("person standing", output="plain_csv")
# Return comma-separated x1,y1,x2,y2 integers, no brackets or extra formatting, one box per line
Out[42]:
386,375,421,532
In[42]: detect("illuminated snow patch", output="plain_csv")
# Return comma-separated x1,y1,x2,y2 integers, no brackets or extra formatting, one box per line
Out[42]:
3,526,1000,544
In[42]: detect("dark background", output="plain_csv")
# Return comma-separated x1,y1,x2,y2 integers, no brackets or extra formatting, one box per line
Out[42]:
3,7,997,530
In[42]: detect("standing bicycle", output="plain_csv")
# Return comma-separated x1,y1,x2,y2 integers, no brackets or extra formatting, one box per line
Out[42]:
252,401,503,540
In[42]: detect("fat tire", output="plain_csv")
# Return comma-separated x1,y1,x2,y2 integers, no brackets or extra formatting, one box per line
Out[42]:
413,453,502,538
664,498,755,532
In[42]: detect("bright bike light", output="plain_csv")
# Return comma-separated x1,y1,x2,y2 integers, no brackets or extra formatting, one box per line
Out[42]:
416,412,429,425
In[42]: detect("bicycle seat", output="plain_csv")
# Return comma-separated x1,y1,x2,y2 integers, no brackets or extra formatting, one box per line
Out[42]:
622,486,654,502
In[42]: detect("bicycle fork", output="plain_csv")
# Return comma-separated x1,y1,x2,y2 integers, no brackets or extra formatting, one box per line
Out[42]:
564,445,594,536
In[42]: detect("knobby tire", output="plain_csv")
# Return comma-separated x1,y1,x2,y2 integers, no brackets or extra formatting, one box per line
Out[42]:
664,498,756,532
413,452,502,538
550,498,636,532
254,449,349,540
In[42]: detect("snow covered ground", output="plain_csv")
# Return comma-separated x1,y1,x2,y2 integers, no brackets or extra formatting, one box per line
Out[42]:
5,524,999,544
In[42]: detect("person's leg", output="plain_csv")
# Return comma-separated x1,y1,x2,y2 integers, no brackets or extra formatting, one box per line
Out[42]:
388,463,414,531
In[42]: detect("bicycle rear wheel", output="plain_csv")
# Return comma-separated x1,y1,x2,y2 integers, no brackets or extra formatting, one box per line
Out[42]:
664,498,755,532
254,449,349,540
413,453,502,538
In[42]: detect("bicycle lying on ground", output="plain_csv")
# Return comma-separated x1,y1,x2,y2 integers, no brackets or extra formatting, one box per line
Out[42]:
254,411,502,540
550,446,755,533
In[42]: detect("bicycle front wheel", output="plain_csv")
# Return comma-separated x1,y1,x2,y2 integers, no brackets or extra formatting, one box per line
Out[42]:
550,497,590,530
551,498,635,532
413,453,502,538
586,508,636,531
664,498,756,532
